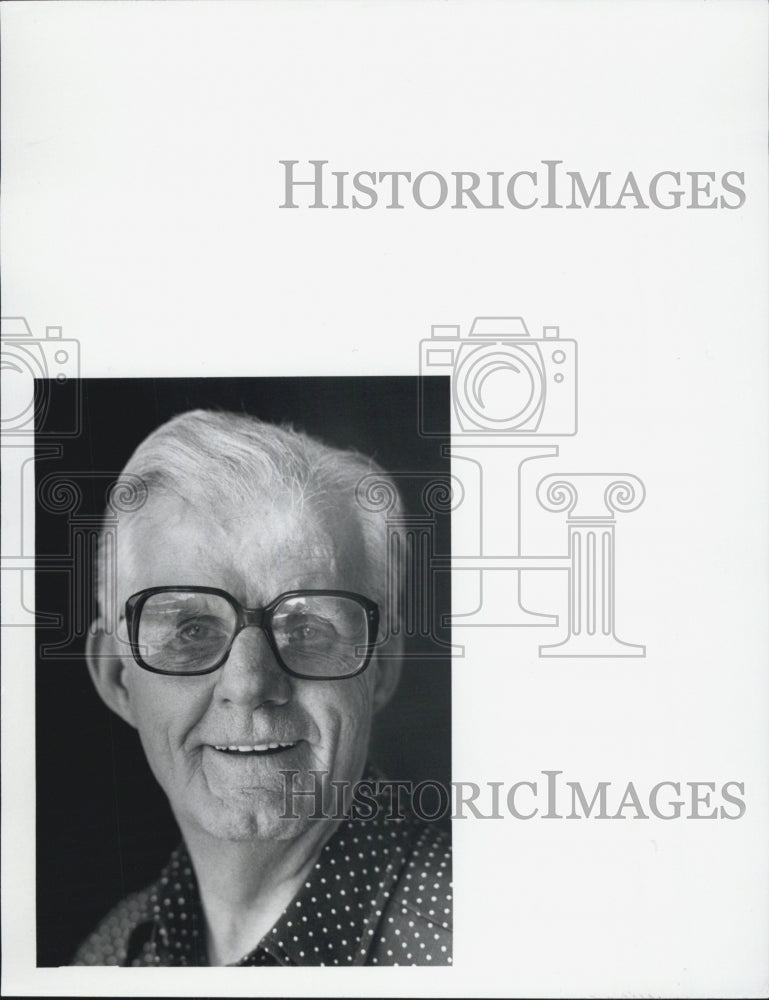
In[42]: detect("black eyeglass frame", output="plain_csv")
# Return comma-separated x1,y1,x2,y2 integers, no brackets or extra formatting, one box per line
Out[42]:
124,586,380,680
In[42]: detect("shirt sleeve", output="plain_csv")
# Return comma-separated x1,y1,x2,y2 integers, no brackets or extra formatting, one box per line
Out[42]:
71,888,154,966
366,823,453,966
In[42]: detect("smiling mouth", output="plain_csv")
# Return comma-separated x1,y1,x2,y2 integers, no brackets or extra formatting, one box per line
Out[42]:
212,742,298,756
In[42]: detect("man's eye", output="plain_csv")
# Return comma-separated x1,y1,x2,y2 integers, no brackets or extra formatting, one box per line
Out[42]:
176,618,223,643
285,617,336,645
292,623,319,640
179,623,206,641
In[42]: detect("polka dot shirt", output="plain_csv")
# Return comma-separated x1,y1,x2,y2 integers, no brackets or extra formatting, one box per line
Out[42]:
73,775,452,967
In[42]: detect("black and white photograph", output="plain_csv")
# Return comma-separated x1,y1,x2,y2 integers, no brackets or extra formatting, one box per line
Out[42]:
34,376,452,967
2,2,768,997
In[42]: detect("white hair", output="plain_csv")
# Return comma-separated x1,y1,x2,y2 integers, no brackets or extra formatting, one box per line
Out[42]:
97,409,404,628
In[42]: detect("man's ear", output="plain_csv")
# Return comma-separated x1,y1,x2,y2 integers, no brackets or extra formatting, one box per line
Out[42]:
371,654,403,714
85,621,137,729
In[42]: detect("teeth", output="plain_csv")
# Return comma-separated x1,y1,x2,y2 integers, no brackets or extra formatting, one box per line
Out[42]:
213,742,296,752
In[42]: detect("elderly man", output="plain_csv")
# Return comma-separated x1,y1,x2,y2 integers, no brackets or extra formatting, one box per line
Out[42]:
74,409,452,967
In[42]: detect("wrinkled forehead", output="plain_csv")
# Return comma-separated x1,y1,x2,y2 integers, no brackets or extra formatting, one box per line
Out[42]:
115,487,367,603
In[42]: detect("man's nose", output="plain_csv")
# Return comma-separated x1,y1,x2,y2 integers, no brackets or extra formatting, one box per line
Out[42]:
213,626,292,708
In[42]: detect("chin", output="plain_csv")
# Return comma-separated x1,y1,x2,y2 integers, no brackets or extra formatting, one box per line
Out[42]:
190,788,312,843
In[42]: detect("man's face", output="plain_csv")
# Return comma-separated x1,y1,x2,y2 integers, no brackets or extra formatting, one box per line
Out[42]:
109,491,384,843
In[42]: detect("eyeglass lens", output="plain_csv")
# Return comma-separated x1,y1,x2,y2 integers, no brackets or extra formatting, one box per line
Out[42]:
135,591,370,676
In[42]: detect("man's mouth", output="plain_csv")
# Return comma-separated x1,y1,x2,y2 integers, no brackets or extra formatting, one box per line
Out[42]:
212,742,298,756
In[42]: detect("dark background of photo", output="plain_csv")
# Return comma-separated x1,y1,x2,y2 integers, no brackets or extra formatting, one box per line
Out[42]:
35,376,451,967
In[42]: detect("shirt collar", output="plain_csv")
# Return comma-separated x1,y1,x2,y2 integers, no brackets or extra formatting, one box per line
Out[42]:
148,845,207,965
242,809,411,966
149,772,413,967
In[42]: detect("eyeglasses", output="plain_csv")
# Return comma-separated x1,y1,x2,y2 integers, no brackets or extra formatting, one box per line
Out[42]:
124,587,379,679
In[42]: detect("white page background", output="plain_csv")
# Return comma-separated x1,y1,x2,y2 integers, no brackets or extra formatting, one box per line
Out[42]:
2,1,768,996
